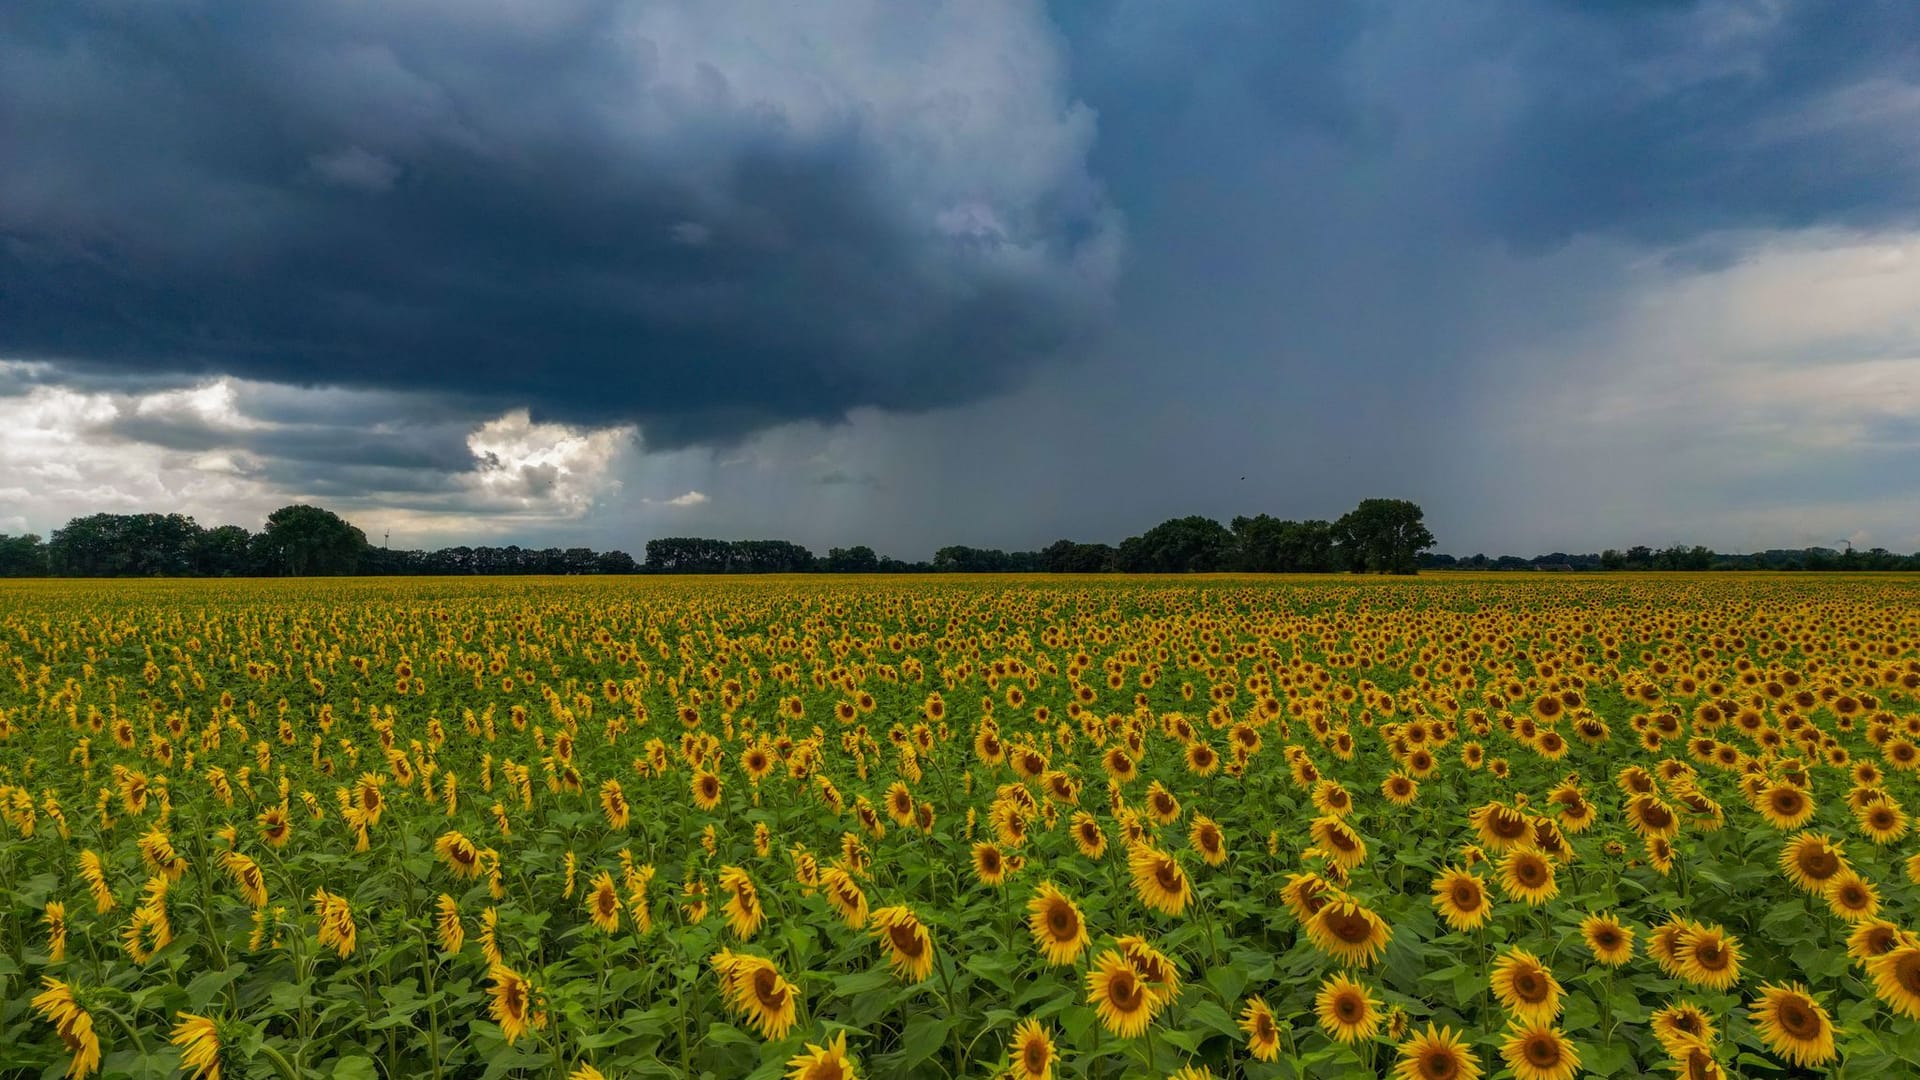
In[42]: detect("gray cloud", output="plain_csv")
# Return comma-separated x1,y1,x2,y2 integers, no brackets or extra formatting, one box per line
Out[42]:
0,0,1118,447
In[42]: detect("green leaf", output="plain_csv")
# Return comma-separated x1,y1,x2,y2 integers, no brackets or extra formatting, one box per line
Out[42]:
331,1056,379,1080
1185,999,1242,1040
898,1014,956,1071
185,965,246,1010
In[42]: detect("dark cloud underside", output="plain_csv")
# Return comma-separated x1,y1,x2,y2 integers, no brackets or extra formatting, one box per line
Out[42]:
0,0,1115,446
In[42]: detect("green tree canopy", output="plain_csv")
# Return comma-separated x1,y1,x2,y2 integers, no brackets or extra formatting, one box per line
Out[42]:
252,505,367,576
1332,498,1435,574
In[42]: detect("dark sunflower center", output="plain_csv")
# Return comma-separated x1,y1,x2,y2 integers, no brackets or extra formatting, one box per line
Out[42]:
753,969,787,1009
1047,906,1076,938
1524,1035,1562,1066
1778,999,1819,1038
1422,1048,1458,1079
888,923,925,957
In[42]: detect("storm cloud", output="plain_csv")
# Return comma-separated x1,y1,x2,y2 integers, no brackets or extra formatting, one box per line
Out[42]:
4,0,1920,556
0,0,1119,445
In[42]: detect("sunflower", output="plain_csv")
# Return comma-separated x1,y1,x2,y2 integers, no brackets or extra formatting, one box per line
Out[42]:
1500,1022,1579,1080
786,1030,858,1080
1282,872,1336,923
1670,1040,1727,1080
1027,883,1090,966
1625,794,1680,839
820,866,870,929
1069,812,1108,859
1824,870,1881,922
1239,996,1283,1062
256,806,292,849
1188,815,1227,866
487,964,536,1045
1867,944,1920,1019
586,871,621,934
138,828,188,881
1085,949,1161,1038
1497,849,1558,906
311,888,356,959
692,770,723,811
1778,832,1848,894
1382,772,1419,806
1758,783,1816,829
869,905,935,982
599,779,630,830
1858,799,1910,843
1649,1001,1716,1057
1310,815,1368,870
171,1013,223,1080
1580,913,1634,966
1008,1018,1056,1080
1145,780,1182,824
1394,1023,1481,1080
885,781,915,826
1127,845,1193,916
1675,925,1742,991
720,866,764,940
1307,898,1392,967
435,831,484,880
435,894,465,954
1647,915,1693,977
967,841,1013,883
1115,934,1183,1000
1315,973,1381,1044
712,950,800,1040
44,901,67,962
1847,918,1906,964
1430,867,1493,931
1749,982,1837,1069
1490,948,1562,1023
31,978,101,1080
77,851,115,914
1468,802,1533,852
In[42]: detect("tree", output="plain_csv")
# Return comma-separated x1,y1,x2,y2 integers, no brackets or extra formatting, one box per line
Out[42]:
49,513,203,576
1040,540,1116,573
0,533,48,576
252,505,367,576
1115,516,1238,573
1331,499,1435,574
644,538,732,572
1599,549,1626,571
193,525,255,576
823,546,880,573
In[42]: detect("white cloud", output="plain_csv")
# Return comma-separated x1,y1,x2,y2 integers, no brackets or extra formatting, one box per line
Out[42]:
1463,229,1920,552
0,369,637,539
462,409,635,514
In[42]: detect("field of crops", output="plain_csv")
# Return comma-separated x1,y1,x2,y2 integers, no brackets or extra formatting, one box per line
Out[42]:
5,574,1920,1080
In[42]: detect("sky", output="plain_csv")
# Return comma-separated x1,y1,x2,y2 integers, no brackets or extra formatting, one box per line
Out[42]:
4,0,1919,557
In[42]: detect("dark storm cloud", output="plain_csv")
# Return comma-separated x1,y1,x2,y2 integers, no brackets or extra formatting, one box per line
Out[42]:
0,0,1116,447
1479,0,1920,248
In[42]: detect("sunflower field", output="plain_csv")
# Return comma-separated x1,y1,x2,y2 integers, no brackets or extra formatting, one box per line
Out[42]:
5,574,1920,1080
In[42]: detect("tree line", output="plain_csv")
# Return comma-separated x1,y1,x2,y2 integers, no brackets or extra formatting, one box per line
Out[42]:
1422,545,1920,572
8,499,1912,578
0,498,1438,577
